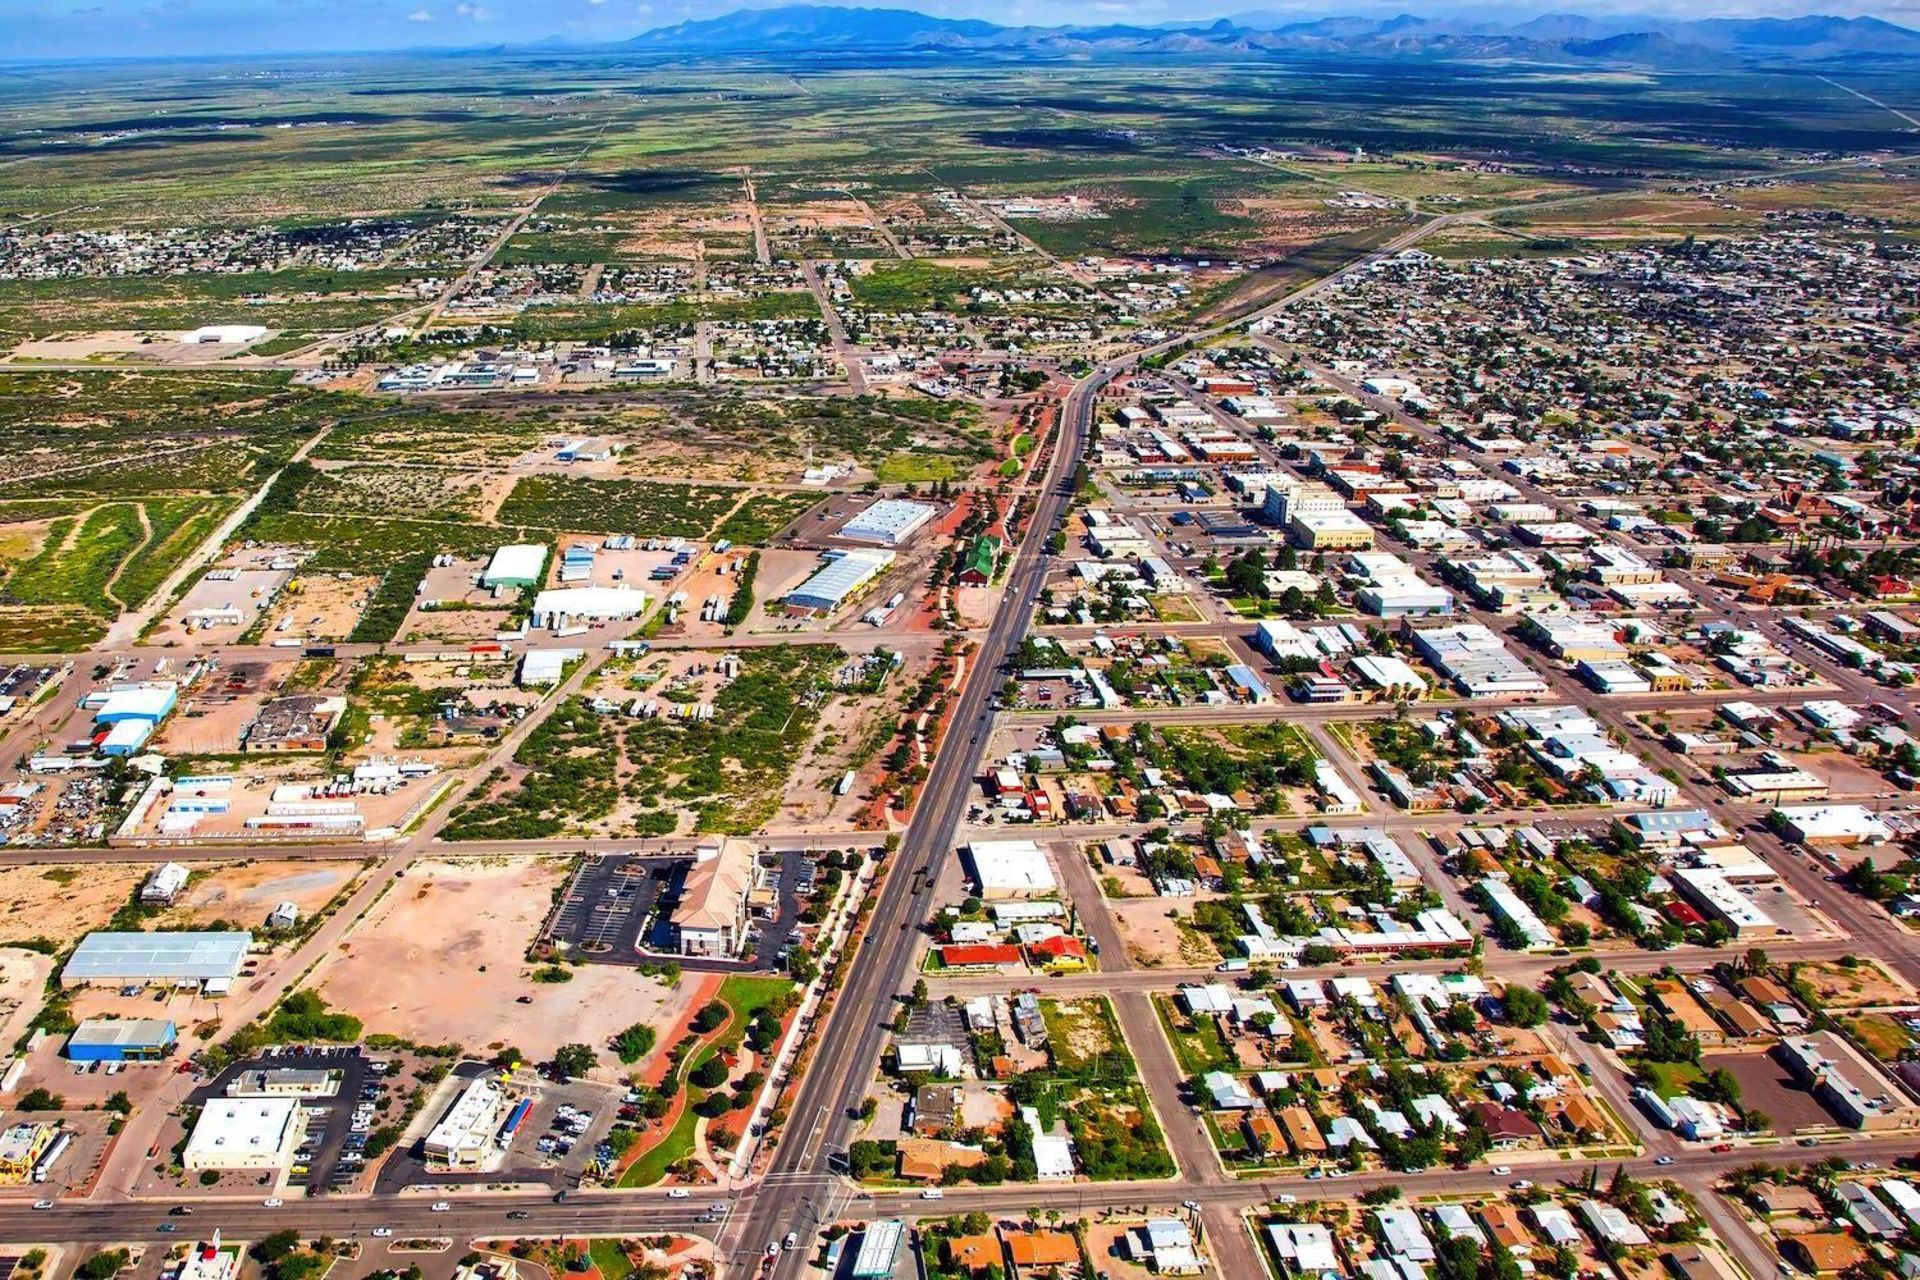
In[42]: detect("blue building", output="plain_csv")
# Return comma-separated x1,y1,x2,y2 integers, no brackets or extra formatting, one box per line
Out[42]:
66,1017,177,1062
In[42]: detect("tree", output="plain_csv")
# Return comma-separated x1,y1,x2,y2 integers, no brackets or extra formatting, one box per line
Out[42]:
253,1231,301,1263
18,1088,61,1112
1501,985,1550,1028
690,1057,729,1090
551,1043,597,1079
611,1024,658,1064
76,1252,130,1280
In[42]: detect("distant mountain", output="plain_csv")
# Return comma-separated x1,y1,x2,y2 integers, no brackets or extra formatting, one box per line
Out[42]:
604,3,1920,65
620,5,1004,52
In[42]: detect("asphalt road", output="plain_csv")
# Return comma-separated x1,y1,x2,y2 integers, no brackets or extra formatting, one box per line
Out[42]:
732,351,1117,1276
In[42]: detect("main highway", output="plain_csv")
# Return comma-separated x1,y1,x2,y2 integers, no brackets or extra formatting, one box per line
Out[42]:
727,337,1122,1274
732,215,1454,1275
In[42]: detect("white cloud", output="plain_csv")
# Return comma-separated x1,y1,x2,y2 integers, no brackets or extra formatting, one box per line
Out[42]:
453,0,488,16
407,6,431,18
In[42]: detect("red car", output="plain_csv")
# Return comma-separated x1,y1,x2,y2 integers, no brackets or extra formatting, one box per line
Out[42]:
1712,1143,1735,1153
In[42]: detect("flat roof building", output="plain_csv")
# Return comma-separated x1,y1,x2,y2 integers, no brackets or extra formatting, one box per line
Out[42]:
964,840,1057,899
529,586,648,630
183,1097,305,1170
841,499,937,546
851,1220,906,1279
1672,867,1775,937
424,1075,506,1168
66,1017,177,1062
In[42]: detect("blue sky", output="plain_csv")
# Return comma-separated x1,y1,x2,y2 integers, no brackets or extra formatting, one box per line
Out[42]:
2,0,1911,61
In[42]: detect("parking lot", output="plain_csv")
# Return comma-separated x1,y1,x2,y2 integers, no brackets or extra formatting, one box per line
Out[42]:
542,848,839,973
191,1046,378,1197
543,855,674,957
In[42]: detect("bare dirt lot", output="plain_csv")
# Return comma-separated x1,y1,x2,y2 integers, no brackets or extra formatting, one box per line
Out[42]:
153,859,367,929
311,855,691,1070
1797,958,1913,1010
265,572,377,642
0,862,143,944
0,947,53,1047
1109,897,1220,968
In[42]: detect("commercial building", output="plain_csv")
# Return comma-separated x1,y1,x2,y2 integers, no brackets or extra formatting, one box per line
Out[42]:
0,1123,56,1182
1671,867,1775,938
672,837,755,958
1254,619,1319,664
1291,508,1376,551
1479,879,1555,949
1775,804,1893,848
225,1068,339,1098
66,1018,177,1062
482,543,547,589
61,931,251,989
529,586,649,630
1777,1033,1920,1131
963,839,1057,899
1348,552,1453,618
850,1220,906,1280
183,1097,306,1171
786,549,895,613
1263,481,1344,527
94,683,178,727
518,649,579,687
424,1075,506,1167
841,499,937,546
243,695,347,752
1410,623,1549,697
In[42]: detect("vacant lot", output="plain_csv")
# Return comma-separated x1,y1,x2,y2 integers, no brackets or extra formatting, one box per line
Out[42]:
1799,959,1911,1010
311,855,689,1068
1702,1050,1830,1134
153,859,366,930
0,863,145,948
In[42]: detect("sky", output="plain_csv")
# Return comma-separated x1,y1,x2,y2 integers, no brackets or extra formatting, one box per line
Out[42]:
2,0,1912,61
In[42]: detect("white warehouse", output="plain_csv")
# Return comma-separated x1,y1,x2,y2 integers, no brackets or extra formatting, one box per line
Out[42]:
529,586,649,630
840,499,937,546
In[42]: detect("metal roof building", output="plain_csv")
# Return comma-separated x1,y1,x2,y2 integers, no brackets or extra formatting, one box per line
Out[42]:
841,499,936,546
786,549,894,613
60,931,251,988
482,543,547,589
67,1017,177,1062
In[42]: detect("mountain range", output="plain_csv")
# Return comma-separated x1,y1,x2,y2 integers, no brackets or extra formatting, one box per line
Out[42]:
607,5,1920,65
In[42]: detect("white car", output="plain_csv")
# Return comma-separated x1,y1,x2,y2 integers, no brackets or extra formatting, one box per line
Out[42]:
667,1189,690,1199
1511,1180,1534,1191
1492,1166,1512,1176
1655,1157,1675,1167
921,1188,944,1199
31,1200,53,1211
372,1229,394,1238
1277,1194,1298,1204
431,1202,451,1212
263,1198,284,1208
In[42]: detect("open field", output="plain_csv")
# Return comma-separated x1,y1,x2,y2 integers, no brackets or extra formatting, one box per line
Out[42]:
0,862,146,949
149,859,369,930
311,855,691,1066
